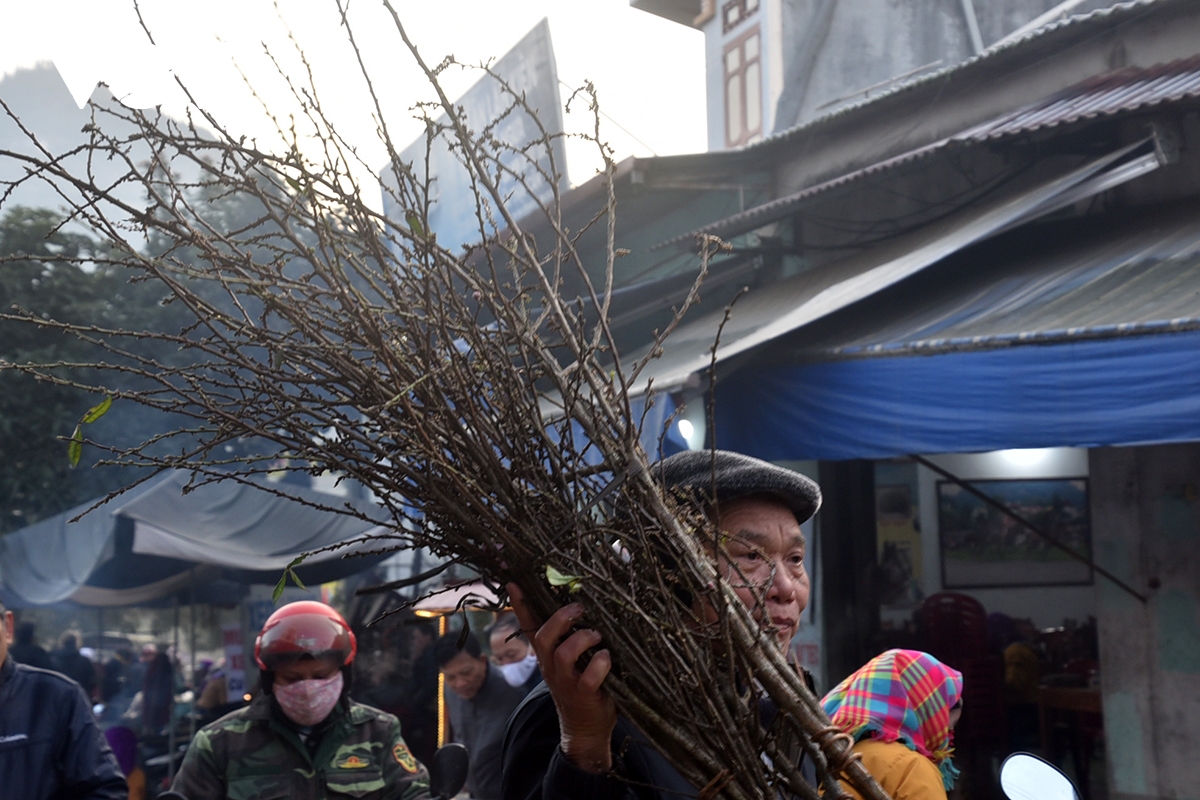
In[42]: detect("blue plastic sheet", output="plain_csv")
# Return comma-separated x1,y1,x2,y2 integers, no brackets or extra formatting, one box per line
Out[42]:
713,330,1200,461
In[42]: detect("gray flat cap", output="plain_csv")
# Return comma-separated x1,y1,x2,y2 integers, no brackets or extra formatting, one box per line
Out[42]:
654,449,821,524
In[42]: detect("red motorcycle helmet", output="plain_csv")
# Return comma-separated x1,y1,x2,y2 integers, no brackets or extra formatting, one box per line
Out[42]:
254,601,357,670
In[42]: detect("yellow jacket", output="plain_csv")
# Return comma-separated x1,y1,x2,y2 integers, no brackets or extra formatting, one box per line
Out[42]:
837,739,947,800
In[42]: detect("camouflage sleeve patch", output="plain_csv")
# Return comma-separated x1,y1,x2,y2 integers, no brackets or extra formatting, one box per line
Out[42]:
380,717,431,800
392,741,419,774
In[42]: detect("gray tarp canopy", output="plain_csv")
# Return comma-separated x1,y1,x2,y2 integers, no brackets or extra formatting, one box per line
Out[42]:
0,471,394,607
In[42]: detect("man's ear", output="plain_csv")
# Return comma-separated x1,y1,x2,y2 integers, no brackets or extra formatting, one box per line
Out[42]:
2,611,13,645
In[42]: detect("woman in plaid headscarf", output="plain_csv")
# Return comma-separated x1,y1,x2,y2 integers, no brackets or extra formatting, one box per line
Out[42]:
821,649,964,800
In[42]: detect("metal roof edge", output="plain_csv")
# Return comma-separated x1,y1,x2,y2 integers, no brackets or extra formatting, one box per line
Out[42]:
827,317,1200,360
745,0,1173,153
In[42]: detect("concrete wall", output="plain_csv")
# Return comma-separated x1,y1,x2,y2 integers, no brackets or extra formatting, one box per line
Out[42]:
786,0,976,127
1091,444,1200,800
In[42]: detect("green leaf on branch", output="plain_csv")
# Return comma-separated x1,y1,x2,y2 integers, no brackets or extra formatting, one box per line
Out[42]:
81,395,112,423
405,211,424,238
67,426,84,468
66,395,112,468
546,565,583,594
272,555,308,603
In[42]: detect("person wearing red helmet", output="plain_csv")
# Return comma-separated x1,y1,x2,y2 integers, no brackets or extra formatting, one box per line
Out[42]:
172,601,431,800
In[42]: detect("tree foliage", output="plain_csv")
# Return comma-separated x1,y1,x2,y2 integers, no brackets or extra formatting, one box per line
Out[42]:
0,207,176,530
0,200,268,532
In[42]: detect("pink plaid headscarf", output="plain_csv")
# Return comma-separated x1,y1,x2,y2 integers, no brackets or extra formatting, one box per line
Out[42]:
821,649,963,788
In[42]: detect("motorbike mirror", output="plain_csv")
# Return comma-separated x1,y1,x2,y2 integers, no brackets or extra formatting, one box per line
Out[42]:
429,742,469,800
1000,753,1079,800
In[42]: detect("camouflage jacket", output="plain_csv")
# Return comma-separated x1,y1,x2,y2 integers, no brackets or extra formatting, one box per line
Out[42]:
172,694,430,800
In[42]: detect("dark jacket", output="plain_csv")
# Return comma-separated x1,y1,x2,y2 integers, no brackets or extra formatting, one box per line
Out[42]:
141,653,173,732
9,641,52,671
501,671,818,800
172,692,431,800
447,663,526,800
0,657,128,800
52,647,97,697
518,667,543,696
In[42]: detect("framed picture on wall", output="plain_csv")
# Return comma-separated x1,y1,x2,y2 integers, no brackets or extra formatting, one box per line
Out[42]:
937,478,1092,589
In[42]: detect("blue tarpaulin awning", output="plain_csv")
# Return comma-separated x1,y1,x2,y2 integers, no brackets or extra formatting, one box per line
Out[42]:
714,330,1200,460
712,202,1200,461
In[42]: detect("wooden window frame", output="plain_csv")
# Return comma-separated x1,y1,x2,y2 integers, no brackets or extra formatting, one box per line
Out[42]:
721,0,760,34
723,25,763,148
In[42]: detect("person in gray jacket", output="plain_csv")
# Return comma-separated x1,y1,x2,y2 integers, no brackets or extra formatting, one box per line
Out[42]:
437,632,526,800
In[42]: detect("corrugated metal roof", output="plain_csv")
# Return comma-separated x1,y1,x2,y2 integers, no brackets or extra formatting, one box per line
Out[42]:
657,51,1199,250
964,55,1200,140
794,203,1200,357
651,139,949,249
624,144,1146,392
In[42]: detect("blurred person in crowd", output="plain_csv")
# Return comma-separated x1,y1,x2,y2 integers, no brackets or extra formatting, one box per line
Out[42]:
822,649,964,800
141,646,174,734
402,620,439,766
104,726,146,800
116,647,153,728
101,649,130,704
194,658,225,703
125,645,152,698
992,614,1043,751
193,657,234,728
100,648,138,726
193,658,214,693
350,624,405,718
487,613,540,694
9,620,52,670
53,631,98,699
437,631,525,800
0,599,128,799
173,600,431,799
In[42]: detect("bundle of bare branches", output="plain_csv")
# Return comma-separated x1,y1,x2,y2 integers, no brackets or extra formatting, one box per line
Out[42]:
0,6,888,800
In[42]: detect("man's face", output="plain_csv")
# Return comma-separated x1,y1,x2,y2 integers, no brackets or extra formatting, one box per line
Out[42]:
713,496,810,651
0,611,12,665
441,651,489,700
489,630,531,666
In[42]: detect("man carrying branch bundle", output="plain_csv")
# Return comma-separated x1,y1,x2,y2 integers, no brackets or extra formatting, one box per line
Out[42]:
502,450,823,800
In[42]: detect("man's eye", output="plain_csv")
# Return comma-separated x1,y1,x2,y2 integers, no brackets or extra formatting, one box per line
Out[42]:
740,550,762,562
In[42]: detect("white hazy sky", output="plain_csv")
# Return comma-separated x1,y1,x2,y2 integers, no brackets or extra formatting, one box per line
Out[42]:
0,0,707,202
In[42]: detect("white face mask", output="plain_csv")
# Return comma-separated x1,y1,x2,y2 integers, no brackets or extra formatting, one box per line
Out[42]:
498,653,539,688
